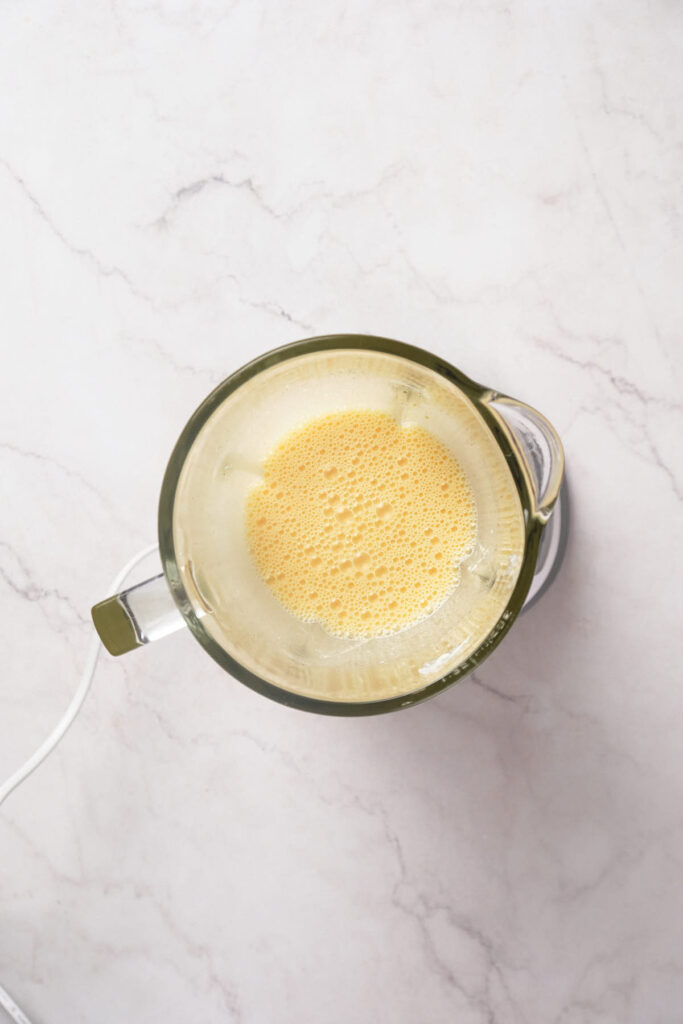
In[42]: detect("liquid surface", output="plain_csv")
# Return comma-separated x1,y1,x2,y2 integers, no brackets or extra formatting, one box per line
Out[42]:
246,409,477,638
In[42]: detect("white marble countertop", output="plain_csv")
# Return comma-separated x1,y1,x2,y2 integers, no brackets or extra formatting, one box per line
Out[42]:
2,3,682,1022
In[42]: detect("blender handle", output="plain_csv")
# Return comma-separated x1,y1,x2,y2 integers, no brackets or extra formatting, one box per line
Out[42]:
91,573,185,656
486,394,565,523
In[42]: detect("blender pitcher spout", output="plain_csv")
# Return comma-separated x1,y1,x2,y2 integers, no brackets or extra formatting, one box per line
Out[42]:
92,572,185,656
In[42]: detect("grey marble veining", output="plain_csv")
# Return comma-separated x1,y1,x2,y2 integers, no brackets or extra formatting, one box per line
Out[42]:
1,2,682,1022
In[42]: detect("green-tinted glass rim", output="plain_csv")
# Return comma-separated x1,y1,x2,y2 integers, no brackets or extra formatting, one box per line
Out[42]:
158,334,542,716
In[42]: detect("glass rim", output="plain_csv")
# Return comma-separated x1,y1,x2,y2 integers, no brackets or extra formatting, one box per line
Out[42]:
158,334,542,716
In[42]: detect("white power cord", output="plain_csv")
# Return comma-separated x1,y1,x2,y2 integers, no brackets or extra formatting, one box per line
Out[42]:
0,989,32,1024
0,543,159,1023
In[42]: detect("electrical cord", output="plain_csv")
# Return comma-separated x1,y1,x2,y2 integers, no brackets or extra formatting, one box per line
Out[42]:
0,987,32,1024
0,543,159,1023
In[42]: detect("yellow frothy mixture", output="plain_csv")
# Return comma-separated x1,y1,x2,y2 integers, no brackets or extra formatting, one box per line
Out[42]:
246,409,477,637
